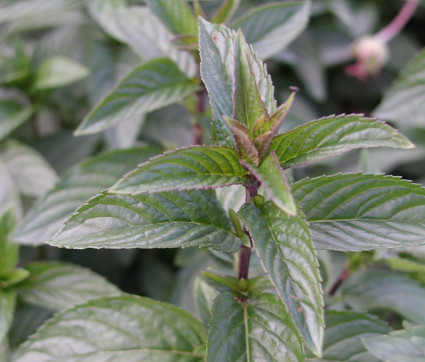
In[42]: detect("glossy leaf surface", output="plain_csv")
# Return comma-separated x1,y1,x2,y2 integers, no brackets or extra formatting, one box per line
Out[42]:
13,148,159,245
239,202,324,356
14,262,121,310
294,173,425,251
76,58,198,135
13,295,205,361
207,292,304,361
49,190,241,253
272,114,414,169
111,146,252,194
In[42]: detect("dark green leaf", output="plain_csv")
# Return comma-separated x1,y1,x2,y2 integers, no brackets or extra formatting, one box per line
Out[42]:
272,114,414,169
309,310,390,361
207,292,304,361
13,148,160,245
14,262,121,310
0,290,16,342
48,189,241,253
374,48,425,127
293,173,425,251
232,1,311,59
0,99,34,142
363,325,425,362
13,295,205,361
242,152,296,215
111,146,252,194
239,202,324,356
147,0,197,36
342,270,425,323
76,58,198,135
32,56,89,91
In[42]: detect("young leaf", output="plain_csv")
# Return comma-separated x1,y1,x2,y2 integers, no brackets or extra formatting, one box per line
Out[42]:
110,146,252,194
198,18,275,146
0,140,58,198
146,0,197,36
238,201,324,357
0,99,34,142
374,48,425,127
293,173,425,251
363,325,425,362
32,56,89,91
271,114,414,169
48,190,241,253
0,290,16,342
14,262,121,311
309,310,390,362
76,58,198,135
12,295,205,361
13,148,160,245
242,152,296,215
207,292,304,361
341,270,425,324
232,1,311,59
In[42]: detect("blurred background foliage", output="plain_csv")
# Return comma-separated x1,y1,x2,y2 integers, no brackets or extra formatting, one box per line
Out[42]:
1,0,425,352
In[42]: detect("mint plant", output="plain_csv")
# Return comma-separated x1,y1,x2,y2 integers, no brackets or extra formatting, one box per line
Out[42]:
2,0,425,361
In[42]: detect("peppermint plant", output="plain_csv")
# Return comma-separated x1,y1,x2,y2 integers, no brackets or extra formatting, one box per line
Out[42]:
5,1,425,361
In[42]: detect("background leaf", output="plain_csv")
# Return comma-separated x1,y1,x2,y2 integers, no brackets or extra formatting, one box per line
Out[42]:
293,173,425,251
14,262,121,310
272,114,414,169
239,202,324,356
32,56,89,91
13,295,205,361
111,146,251,194
13,148,160,245
76,58,198,135
49,189,241,253
207,292,304,361
0,99,34,142
0,206,18,274
232,1,311,59
374,48,425,127
363,325,425,362
0,290,16,342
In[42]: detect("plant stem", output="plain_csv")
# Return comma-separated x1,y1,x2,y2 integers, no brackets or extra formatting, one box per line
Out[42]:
328,267,351,296
237,182,258,281
193,81,206,146
376,0,419,43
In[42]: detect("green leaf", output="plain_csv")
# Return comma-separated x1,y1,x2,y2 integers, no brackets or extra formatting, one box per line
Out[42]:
363,325,425,362
14,262,121,311
76,58,198,135
238,201,324,357
13,295,205,361
0,290,16,342
309,310,390,361
0,268,29,289
207,292,304,361
85,1,196,76
194,278,218,330
32,56,89,91
13,148,160,245
271,114,414,169
111,146,252,194
198,18,275,146
0,206,17,274
385,256,425,274
0,159,21,220
242,152,296,215
146,0,197,36
342,270,425,323
210,0,240,24
48,189,241,253
0,99,34,142
232,1,311,59
293,173,425,251
374,48,425,127
0,140,58,198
